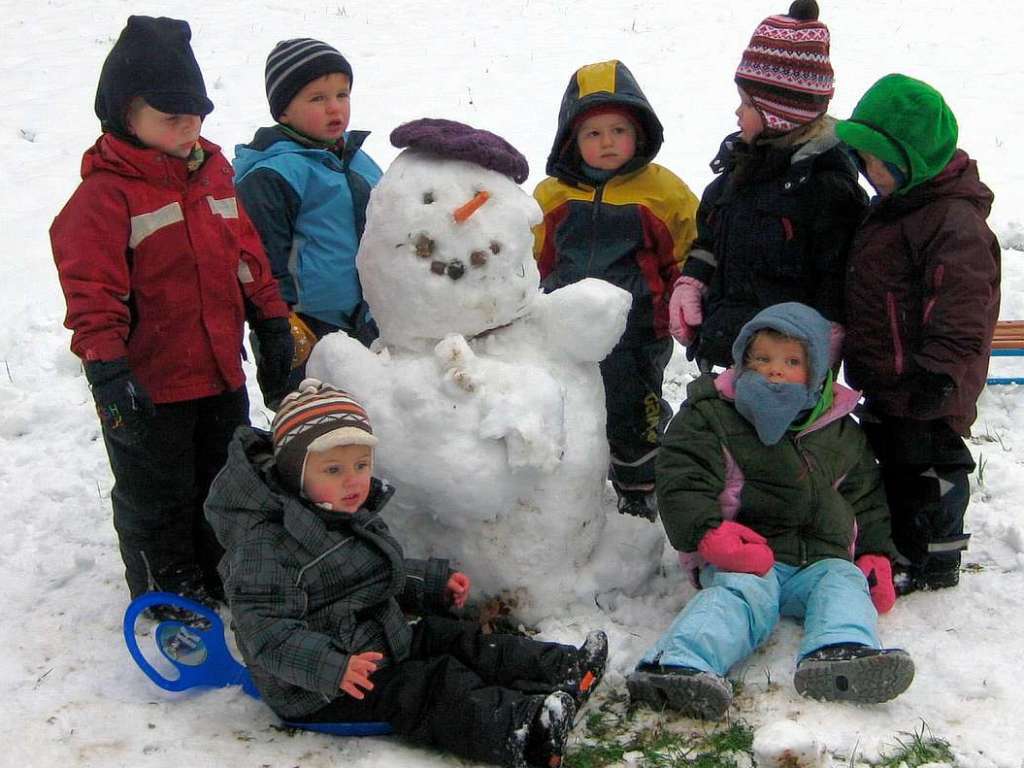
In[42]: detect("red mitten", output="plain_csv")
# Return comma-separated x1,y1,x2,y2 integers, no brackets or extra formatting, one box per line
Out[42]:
668,276,706,346
856,554,896,614
697,521,775,575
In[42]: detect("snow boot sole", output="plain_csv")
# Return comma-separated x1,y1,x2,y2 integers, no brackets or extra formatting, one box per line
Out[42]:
794,648,914,703
626,668,732,720
574,630,608,708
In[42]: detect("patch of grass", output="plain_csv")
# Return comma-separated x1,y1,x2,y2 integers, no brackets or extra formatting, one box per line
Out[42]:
568,691,754,768
873,722,956,767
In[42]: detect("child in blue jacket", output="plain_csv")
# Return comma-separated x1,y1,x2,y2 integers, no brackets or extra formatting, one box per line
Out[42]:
235,39,383,386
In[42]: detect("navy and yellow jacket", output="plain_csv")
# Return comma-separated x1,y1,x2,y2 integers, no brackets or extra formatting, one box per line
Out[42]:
533,60,698,347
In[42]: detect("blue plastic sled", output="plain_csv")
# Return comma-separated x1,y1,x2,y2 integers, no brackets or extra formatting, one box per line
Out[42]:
123,592,393,737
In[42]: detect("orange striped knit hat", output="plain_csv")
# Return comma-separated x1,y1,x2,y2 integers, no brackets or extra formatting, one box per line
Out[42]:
271,378,377,492
735,0,834,135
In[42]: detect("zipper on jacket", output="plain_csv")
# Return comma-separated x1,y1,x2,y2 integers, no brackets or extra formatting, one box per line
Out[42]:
792,436,815,566
584,184,605,276
886,292,905,375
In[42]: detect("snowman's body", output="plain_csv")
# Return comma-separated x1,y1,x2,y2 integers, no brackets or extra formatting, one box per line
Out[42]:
309,143,662,622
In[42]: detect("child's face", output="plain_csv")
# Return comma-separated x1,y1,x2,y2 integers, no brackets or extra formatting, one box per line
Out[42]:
126,101,201,158
735,87,765,144
576,112,637,171
279,72,352,143
745,333,809,385
857,150,899,198
303,444,373,514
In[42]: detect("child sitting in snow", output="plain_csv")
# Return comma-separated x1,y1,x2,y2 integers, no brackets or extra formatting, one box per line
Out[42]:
668,1,866,369
627,303,914,719
50,16,292,620
533,59,699,520
204,379,608,767
836,74,1001,595
234,38,383,387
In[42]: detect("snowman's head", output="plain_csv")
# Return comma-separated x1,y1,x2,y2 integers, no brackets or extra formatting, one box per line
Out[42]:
357,119,542,350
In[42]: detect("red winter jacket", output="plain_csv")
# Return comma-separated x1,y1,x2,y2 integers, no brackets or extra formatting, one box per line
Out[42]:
844,151,1001,435
51,134,289,404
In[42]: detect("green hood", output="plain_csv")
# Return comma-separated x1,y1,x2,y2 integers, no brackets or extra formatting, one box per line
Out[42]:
836,73,958,192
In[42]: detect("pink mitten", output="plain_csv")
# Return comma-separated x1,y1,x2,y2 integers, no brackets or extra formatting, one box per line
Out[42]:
668,276,706,346
697,521,775,575
856,554,896,614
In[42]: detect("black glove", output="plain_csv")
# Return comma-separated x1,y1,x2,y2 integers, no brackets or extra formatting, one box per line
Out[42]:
907,369,955,417
252,317,294,410
84,358,155,442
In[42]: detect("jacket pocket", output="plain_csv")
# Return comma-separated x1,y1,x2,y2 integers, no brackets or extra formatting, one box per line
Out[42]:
886,291,905,375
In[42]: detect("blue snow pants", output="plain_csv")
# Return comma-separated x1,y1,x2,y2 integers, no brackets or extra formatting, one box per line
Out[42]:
639,559,880,677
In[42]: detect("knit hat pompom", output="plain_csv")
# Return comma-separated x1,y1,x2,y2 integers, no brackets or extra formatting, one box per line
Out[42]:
390,118,530,184
95,16,214,136
787,0,820,21
266,38,353,120
734,5,834,135
272,378,376,493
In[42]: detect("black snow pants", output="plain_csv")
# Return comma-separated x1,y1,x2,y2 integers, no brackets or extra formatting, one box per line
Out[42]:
861,414,975,579
294,616,581,766
101,387,249,600
599,337,674,494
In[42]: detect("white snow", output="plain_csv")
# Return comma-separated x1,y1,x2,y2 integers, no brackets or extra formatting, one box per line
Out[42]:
3,1,1024,766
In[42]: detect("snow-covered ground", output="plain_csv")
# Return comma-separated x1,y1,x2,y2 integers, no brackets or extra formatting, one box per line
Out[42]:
2,1,1023,766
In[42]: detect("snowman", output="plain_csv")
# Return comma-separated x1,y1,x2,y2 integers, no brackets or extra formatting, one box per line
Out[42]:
308,118,663,623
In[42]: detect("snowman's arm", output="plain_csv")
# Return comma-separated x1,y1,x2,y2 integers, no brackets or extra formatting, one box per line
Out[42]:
306,331,388,396
532,278,631,363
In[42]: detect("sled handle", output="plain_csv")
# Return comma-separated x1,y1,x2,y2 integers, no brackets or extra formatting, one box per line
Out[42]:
123,592,258,697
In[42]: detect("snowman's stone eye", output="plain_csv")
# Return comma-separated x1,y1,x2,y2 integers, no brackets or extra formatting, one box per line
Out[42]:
470,250,488,267
489,241,501,255
414,234,435,258
422,192,435,204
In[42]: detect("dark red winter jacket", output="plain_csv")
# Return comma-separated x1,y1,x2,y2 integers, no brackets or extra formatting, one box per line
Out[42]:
843,151,1001,435
51,134,289,403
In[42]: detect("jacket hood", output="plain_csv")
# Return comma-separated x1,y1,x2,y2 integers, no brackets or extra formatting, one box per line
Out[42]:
545,60,664,184
836,73,958,193
232,126,370,179
731,302,832,393
81,132,221,181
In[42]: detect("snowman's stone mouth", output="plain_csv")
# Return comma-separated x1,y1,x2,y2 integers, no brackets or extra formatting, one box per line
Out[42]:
409,233,502,281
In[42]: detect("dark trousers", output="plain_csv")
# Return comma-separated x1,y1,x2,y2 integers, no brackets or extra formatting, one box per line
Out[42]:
599,338,674,493
295,616,580,766
101,387,249,599
861,415,975,576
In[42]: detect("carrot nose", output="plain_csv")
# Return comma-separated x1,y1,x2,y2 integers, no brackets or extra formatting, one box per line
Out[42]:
453,191,490,223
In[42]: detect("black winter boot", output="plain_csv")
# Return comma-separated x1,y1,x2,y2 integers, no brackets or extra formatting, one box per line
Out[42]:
524,691,576,767
617,490,658,522
564,629,608,708
626,664,732,720
794,643,914,703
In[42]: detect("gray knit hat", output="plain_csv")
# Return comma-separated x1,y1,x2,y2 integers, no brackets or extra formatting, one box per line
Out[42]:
265,38,353,120
271,378,376,492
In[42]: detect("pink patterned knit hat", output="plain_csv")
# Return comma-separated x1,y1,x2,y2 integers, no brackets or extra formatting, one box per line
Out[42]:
735,0,834,134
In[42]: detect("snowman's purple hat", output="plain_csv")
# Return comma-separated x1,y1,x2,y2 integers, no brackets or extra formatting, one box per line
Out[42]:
390,118,530,184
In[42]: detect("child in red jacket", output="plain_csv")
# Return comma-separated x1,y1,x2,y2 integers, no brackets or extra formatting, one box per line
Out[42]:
50,16,292,621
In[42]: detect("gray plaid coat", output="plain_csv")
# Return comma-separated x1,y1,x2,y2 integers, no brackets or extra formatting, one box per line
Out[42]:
205,427,452,718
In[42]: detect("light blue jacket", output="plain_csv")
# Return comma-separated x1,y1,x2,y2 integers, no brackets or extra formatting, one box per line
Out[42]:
234,127,382,328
